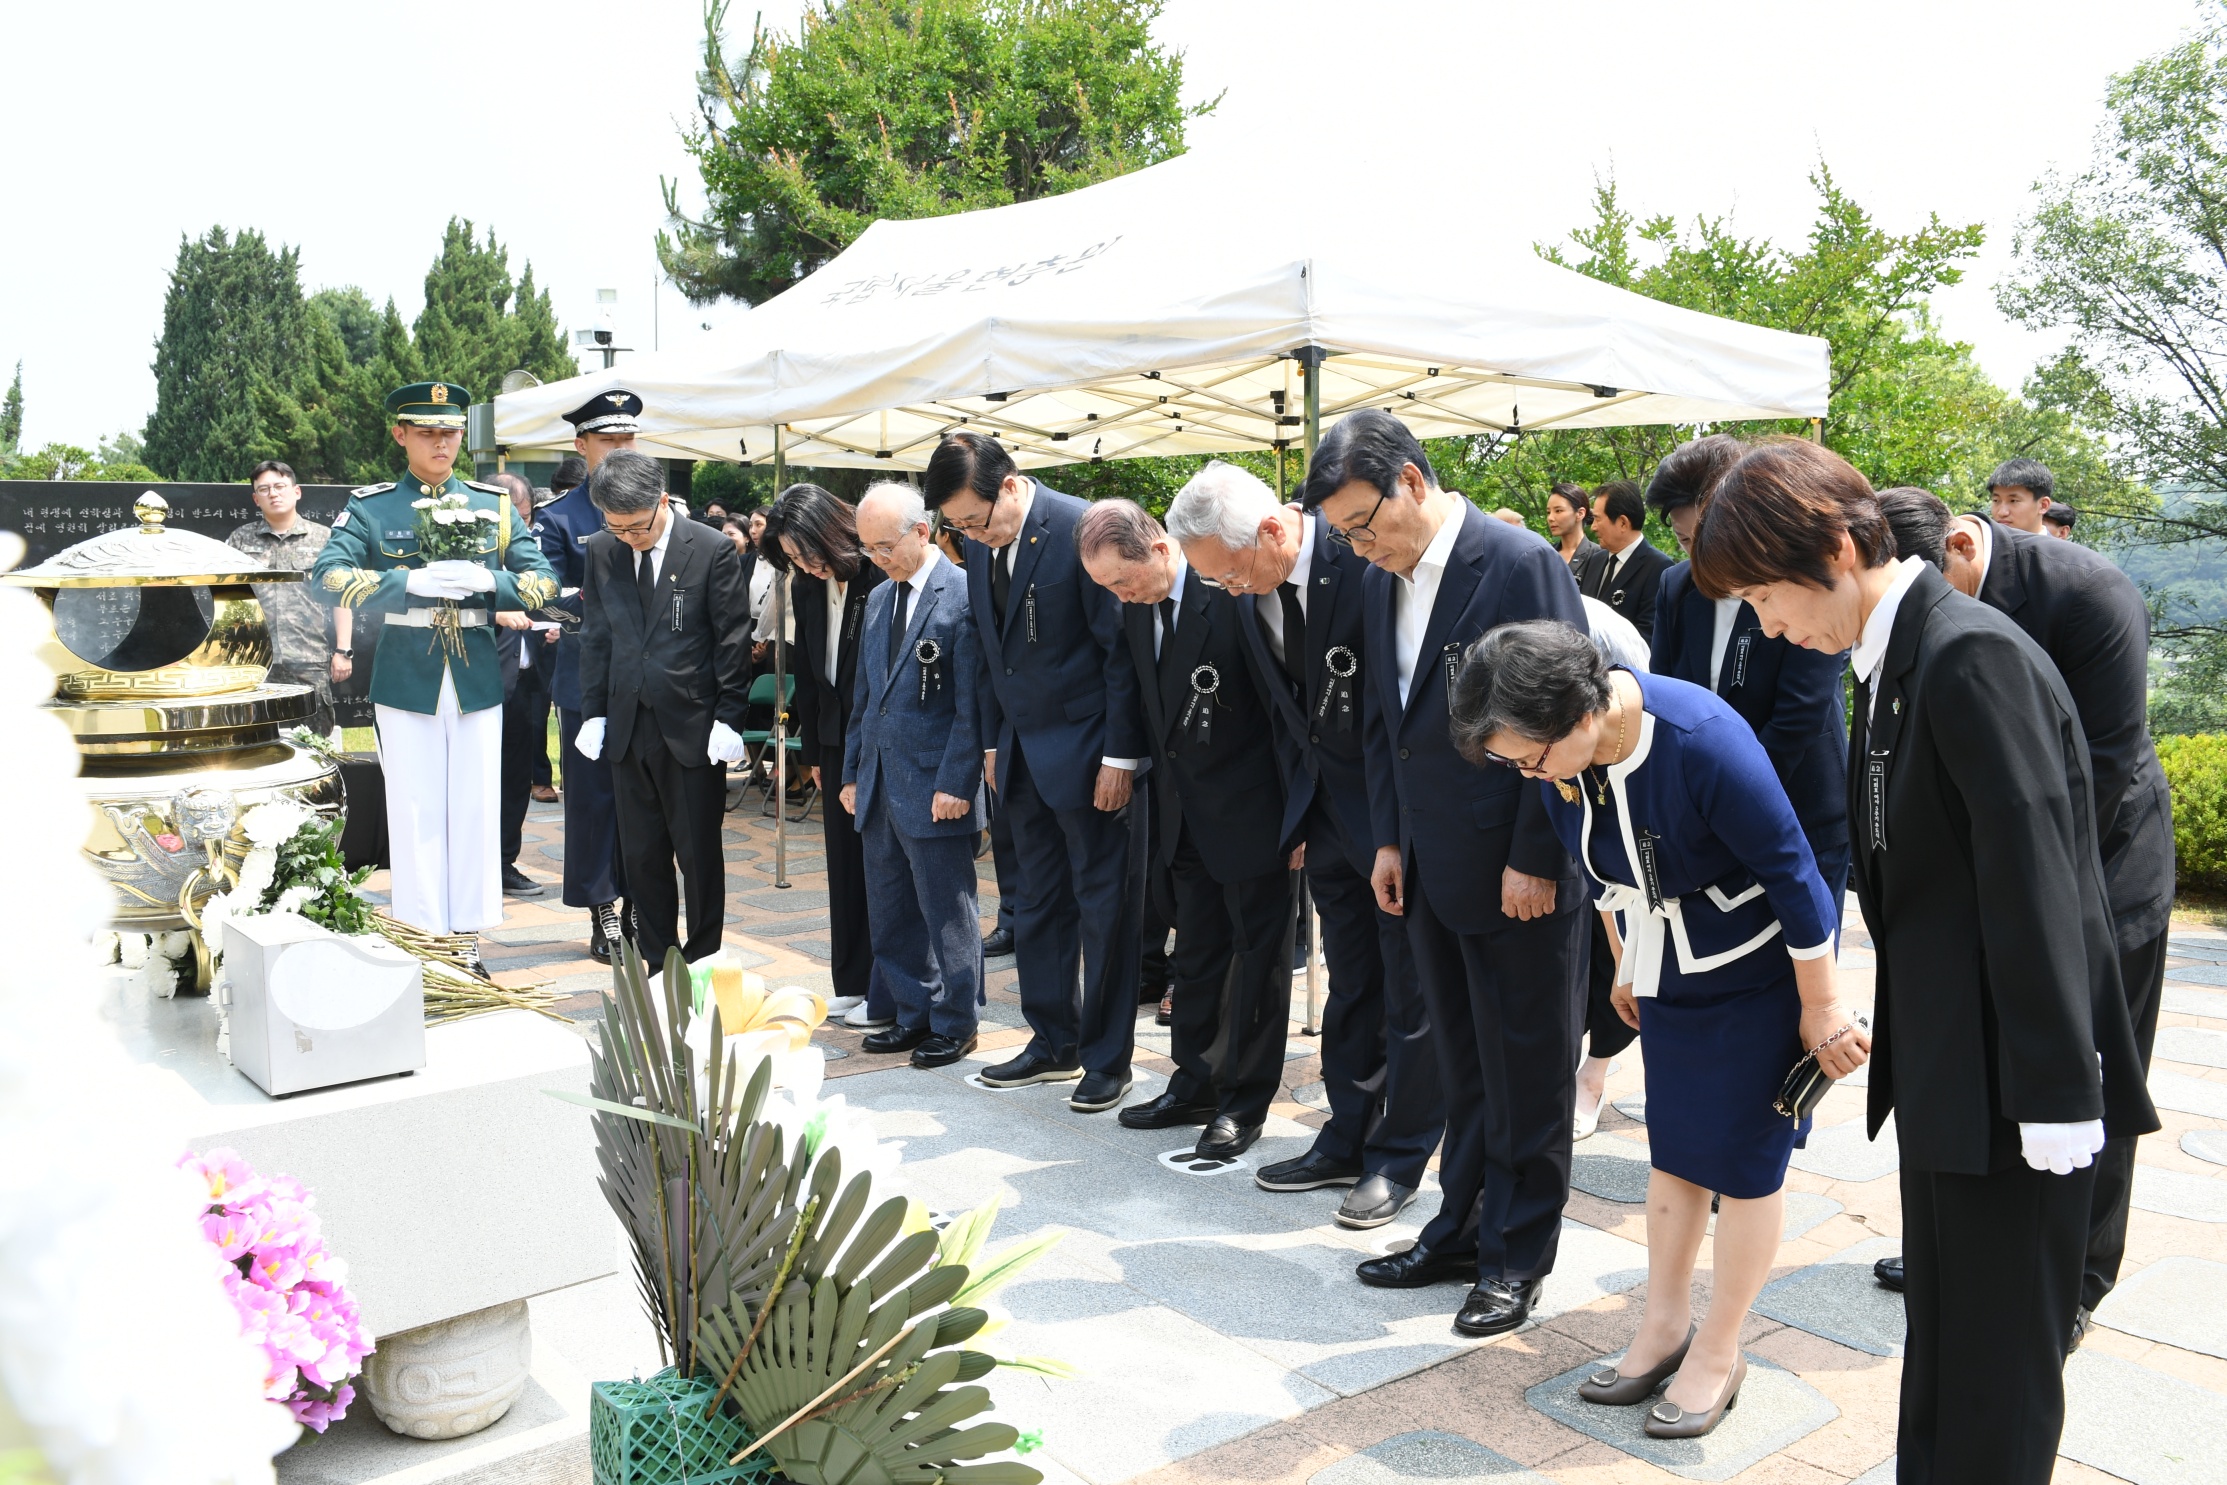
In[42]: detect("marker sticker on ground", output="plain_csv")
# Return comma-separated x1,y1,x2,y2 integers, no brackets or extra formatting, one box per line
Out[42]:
1158,1146,1252,1176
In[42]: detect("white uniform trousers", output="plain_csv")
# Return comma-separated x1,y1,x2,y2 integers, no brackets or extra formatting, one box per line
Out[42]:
375,669,502,935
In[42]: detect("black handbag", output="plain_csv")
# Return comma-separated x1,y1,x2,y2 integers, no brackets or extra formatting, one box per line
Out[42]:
1774,1014,1869,1120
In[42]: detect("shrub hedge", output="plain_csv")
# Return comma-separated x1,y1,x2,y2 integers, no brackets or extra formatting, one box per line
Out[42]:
2159,733,2227,894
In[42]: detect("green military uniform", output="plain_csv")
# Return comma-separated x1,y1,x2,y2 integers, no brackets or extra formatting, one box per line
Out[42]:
310,402,559,715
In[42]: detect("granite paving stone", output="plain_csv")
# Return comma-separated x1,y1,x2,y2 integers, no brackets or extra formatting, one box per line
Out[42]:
732,887,832,913
1848,1463,1897,1485
2158,1027,2227,1070
1523,1352,1838,1482
729,912,832,935
2133,1165,2227,1223
752,856,826,875
1612,1094,1647,1124
1787,1115,1899,1184
2168,985,2227,1020
2062,1350,2227,1484
2152,1069,2227,1120
1306,1431,1554,1484
2187,1129,2227,1168
1752,1236,1906,1357
2170,935,2227,962
485,922,595,947
1781,1191,1845,1240
1570,1133,1653,1203
2166,962,2227,985
2094,1256,2227,1359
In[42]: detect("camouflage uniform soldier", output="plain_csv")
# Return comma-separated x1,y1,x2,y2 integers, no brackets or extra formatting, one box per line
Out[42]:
227,459,338,736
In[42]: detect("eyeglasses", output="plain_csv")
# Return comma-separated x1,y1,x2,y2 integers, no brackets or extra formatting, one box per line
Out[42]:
940,488,1002,533
1193,543,1265,592
251,482,295,496
1479,741,1552,773
1325,491,1391,551
603,516,658,538
861,534,917,561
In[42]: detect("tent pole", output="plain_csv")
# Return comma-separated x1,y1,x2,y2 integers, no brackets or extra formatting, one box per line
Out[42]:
1296,347,1325,1034
1300,348,1323,467
772,425,789,890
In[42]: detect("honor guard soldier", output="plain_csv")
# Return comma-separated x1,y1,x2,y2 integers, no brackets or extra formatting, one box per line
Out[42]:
535,388,643,962
310,381,560,969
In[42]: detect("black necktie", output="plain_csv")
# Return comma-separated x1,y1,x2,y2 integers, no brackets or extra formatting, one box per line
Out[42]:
889,581,911,676
991,542,1012,626
1157,597,1176,668
636,545,657,620
1278,582,1307,688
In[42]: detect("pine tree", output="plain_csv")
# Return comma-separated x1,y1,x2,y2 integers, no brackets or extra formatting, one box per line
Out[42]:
410,220,572,404
0,361,21,456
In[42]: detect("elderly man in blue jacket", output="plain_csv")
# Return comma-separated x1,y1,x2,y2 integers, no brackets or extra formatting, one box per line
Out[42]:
842,482,986,1069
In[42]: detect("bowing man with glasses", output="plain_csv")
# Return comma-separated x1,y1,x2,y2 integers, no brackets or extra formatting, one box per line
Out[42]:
1078,499,1293,1161
1164,460,1444,1228
1449,620,1856,1439
841,483,984,1069
1304,410,1586,1339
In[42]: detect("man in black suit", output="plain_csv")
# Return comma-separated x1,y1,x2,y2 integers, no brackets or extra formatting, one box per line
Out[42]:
1695,440,2155,1483
1166,460,1444,1228
763,481,888,1023
1308,411,1588,1338
1875,488,2176,1333
925,431,1149,1114
574,450,753,970
1077,499,1294,1159
1579,479,1673,642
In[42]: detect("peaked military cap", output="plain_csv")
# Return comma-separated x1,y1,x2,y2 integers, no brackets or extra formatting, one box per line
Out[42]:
386,381,472,428
563,387,644,435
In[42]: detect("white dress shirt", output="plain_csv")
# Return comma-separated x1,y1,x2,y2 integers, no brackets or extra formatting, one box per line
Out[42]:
1707,596,1742,692
1252,513,1315,668
993,478,1040,587
634,505,677,587
1394,502,1464,708
1848,556,1927,723
897,543,941,605
823,574,848,685
1969,514,1995,584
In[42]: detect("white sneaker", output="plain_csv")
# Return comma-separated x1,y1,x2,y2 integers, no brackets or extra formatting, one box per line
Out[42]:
842,1002,893,1030
825,995,866,1016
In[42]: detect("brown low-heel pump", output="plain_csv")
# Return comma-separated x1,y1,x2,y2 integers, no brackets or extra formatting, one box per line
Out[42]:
1577,1324,1696,1406
1644,1353,1746,1439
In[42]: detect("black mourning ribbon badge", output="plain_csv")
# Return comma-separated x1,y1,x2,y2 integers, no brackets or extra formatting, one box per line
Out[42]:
1181,662,1221,745
1315,644,1359,733
1442,640,1462,693
915,636,945,703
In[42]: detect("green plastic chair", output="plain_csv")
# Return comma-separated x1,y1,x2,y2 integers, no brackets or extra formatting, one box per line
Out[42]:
733,672,812,818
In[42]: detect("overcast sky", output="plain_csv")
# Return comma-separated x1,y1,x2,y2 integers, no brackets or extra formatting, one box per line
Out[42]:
0,0,2202,451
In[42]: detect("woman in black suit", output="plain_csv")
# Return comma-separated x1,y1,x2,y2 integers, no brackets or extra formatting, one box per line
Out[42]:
1691,441,2156,1485
762,484,889,1026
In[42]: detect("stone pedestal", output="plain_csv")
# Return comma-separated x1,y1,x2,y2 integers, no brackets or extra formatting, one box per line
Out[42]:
361,1301,532,1441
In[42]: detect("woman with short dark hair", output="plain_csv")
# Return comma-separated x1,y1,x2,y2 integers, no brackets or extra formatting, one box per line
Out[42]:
760,483,889,1028
1449,619,1858,1440
1691,438,2157,1485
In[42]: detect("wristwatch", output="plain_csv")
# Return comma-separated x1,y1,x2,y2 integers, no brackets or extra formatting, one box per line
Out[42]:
333,648,354,659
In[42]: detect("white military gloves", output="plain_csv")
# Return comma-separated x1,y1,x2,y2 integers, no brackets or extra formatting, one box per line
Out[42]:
707,721,747,766
2019,1120,2106,1175
403,560,495,599
574,717,606,761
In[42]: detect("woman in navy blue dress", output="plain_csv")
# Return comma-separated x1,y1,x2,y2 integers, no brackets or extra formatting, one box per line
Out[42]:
1450,621,1868,1439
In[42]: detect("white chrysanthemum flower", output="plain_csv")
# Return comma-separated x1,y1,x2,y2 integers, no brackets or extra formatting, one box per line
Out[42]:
240,801,312,849
271,884,315,916
410,498,435,509
233,848,277,906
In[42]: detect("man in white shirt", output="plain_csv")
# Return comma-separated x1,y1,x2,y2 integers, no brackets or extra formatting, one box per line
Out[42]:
1305,412,1590,1339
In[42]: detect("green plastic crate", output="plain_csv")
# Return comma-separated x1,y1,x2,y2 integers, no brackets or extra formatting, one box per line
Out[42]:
589,1369,780,1485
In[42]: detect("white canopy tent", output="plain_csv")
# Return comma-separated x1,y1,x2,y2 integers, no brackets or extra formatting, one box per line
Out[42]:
493,150,1828,475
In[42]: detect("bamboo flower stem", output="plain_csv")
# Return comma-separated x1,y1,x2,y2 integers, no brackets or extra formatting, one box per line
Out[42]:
728,1325,914,1466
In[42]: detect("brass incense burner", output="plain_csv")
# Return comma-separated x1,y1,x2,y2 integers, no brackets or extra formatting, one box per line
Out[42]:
4,493,344,934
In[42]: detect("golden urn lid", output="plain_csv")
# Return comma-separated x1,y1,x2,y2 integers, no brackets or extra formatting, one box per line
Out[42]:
0,493,298,589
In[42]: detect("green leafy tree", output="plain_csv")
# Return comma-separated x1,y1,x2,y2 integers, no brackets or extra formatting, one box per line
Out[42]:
411,219,575,403
660,0,1214,305
0,361,21,456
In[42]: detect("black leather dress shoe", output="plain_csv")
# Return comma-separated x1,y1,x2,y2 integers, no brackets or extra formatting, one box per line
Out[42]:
862,1024,930,1055
1254,1150,1363,1192
1117,1090,1218,1130
1195,1116,1262,1159
1873,1255,1905,1293
1070,1071,1132,1112
977,1051,1081,1088
1355,1243,1478,1290
1453,1276,1544,1337
910,1032,976,1069
981,926,1016,958
500,864,544,897
1139,976,1169,1006
1336,1174,1417,1230
2069,1305,2092,1354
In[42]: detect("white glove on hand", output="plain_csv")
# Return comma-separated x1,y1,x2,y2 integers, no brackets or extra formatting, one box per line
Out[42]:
574,717,606,761
405,567,471,599
706,720,747,765
2020,1120,2106,1175
426,559,496,593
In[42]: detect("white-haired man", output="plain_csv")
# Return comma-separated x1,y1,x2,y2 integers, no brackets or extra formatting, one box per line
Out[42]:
1165,461,1443,1227
843,482,985,1069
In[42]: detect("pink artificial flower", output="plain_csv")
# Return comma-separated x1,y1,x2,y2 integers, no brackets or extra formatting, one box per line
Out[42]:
290,1383,355,1433
154,833,184,853
201,1210,261,1262
182,1148,267,1209
248,1245,307,1293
